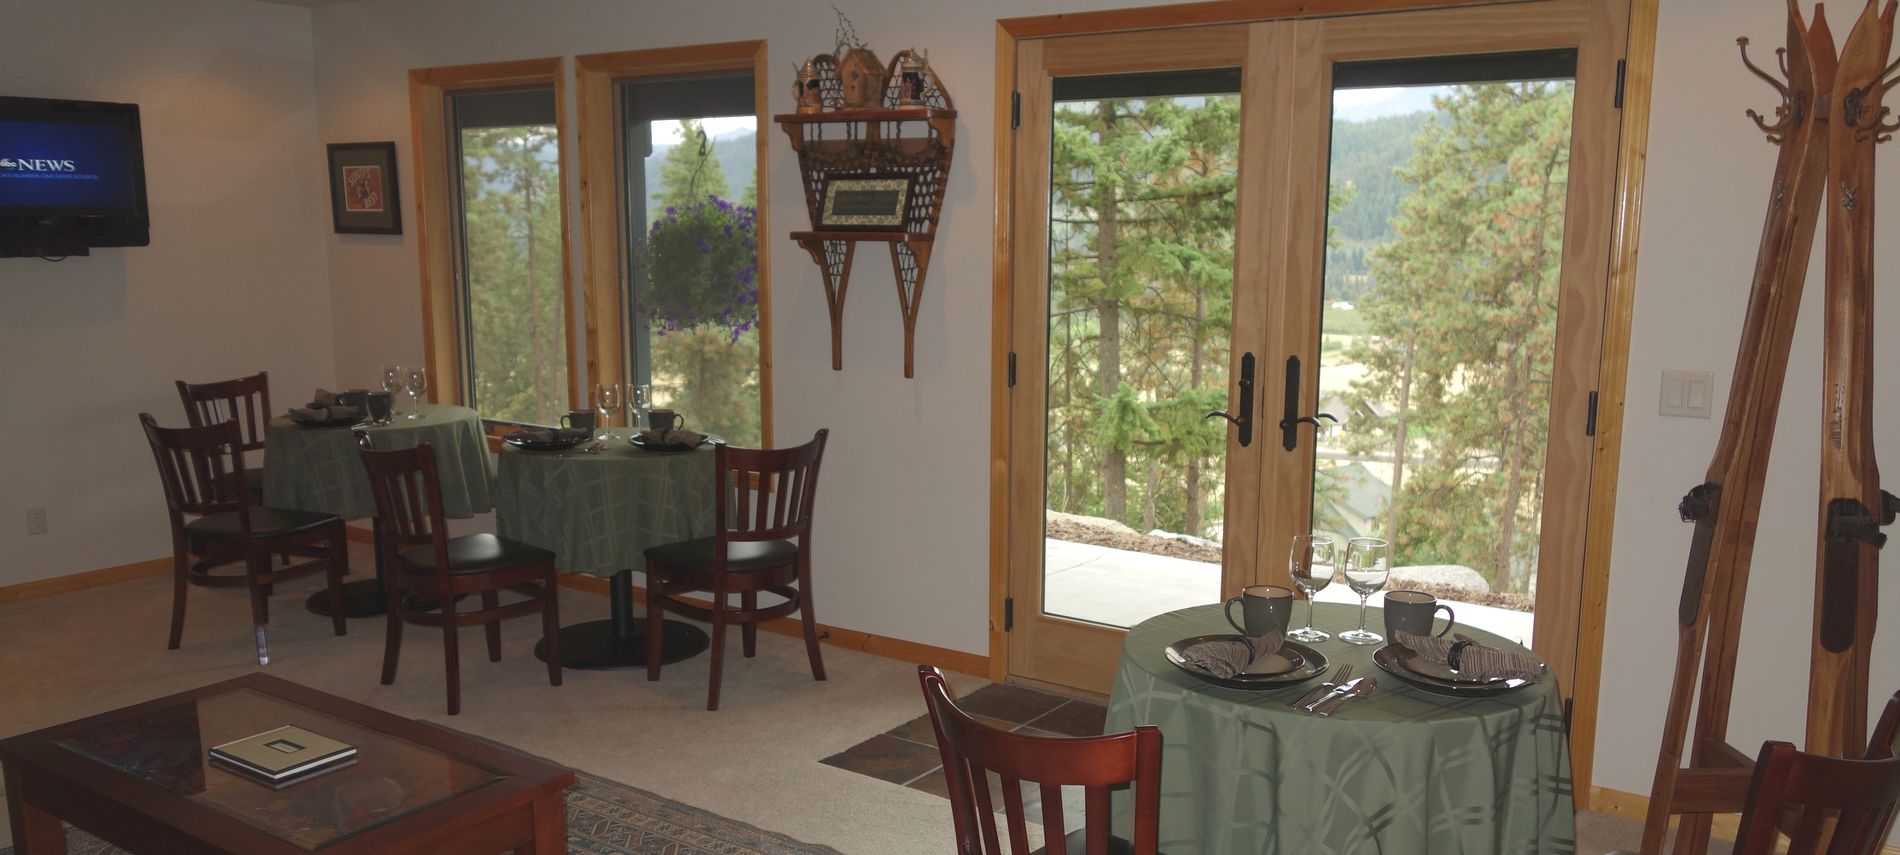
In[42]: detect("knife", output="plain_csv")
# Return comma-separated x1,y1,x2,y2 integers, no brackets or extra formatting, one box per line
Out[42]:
1302,676,1365,713
1314,678,1377,717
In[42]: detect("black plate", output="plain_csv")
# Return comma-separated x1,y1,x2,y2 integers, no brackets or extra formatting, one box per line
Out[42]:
503,433,590,451
1371,644,1544,697
628,433,723,453
1163,635,1327,690
289,412,364,428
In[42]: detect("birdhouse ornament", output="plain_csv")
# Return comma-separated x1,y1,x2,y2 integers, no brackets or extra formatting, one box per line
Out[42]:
832,8,886,108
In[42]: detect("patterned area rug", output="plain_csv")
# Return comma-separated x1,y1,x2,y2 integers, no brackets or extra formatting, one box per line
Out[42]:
2,768,841,855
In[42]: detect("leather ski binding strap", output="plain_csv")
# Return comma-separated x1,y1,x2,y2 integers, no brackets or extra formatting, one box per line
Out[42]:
1679,482,1722,523
1823,490,1898,548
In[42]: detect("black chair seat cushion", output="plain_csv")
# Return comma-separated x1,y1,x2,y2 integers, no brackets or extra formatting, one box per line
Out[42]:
185,506,337,541
400,533,554,575
644,536,799,573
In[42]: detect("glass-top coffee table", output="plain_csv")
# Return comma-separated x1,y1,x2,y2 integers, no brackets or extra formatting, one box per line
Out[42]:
0,673,573,854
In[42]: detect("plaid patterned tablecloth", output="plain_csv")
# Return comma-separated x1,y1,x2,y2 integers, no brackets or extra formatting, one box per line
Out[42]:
1107,602,1575,855
261,404,495,520
495,440,716,577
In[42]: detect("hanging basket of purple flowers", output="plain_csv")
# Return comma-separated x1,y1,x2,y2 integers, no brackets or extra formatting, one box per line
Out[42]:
637,195,760,341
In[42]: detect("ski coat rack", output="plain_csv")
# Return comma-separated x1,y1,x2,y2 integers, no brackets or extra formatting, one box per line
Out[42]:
1642,2,1900,852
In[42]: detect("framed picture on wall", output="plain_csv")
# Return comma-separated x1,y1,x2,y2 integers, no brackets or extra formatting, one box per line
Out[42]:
326,142,402,235
817,173,915,231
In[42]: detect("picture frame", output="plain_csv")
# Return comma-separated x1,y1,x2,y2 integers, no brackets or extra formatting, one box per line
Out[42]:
817,173,915,231
325,142,402,235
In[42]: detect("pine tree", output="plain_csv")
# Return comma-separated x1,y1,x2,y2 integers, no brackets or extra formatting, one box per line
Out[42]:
654,119,730,209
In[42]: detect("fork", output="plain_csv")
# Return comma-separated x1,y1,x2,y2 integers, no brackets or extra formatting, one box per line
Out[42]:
1287,663,1351,709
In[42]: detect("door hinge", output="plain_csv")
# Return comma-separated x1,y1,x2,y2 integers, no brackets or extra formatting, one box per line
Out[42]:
1008,352,1017,387
1614,59,1626,109
1563,697,1574,735
1011,91,1021,130
1586,391,1600,437
1004,597,1015,631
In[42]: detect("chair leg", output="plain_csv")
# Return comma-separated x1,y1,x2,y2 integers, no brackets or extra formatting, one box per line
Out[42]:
542,567,562,687
441,596,461,716
645,580,665,683
246,555,270,665
482,590,502,663
707,595,727,711
381,581,403,685
798,570,826,681
167,533,190,651
326,529,348,636
742,591,758,658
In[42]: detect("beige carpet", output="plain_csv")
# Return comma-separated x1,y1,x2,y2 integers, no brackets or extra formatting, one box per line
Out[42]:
0,544,1710,853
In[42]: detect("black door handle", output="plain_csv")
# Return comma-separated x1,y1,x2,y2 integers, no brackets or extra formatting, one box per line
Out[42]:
1279,355,1337,451
1204,352,1254,448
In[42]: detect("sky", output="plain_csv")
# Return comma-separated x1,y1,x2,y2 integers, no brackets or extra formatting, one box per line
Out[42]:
652,116,756,143
1332,85,1451,123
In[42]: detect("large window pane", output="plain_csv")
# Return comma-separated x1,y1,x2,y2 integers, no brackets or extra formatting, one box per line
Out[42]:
619,73,761,446
451,86,568,425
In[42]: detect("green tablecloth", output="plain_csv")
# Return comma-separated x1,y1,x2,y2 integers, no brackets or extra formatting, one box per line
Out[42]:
494,440,716,577
1107,602,1573,855
261,404,495,520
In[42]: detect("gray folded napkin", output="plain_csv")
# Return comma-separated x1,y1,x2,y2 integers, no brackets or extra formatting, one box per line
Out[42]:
1180,630,1286,679
510,427,591,444
638,427,706,447
1394,631,1544,682
289,391,363,422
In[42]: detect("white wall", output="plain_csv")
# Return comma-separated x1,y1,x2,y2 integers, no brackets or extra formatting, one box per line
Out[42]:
1594,0,1900,800
0,0,336,586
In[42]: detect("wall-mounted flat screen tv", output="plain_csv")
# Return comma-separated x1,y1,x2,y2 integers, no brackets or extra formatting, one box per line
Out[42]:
0,96,149,258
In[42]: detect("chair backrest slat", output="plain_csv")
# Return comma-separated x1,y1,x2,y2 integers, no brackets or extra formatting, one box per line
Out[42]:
140,413,251,527
176,372,271,454
1733,700,1900,855
714,430,828,551
918,666,1161,855
354,432,453,590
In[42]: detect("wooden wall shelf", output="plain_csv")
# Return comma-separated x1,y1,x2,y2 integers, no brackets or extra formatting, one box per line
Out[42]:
777,50,955,378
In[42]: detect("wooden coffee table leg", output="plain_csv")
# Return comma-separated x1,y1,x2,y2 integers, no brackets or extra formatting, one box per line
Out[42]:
5,765,68,855
524,791,565,854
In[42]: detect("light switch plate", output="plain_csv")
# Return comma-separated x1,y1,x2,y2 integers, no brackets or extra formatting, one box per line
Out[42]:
1660,369,1715,418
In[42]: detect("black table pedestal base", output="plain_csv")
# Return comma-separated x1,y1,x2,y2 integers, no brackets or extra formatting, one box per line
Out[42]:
304,579,387,618
534,618,710,670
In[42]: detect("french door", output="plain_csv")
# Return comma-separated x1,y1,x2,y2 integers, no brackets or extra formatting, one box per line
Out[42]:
1003,0,1623,707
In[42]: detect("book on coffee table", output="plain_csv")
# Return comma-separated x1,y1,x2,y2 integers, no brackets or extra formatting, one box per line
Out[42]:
209,725,355,785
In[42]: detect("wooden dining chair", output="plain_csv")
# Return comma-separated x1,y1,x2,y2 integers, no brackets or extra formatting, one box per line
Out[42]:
355,431,562,715
642,429,829,711
918,666,1161,855
1730,737,1900,854
138,413,347,665
176,372,272,503
1870,689,1900,762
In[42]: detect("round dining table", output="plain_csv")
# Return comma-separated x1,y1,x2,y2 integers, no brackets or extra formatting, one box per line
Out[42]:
494,436,716,670
261,403,495,618
1106,602,1574,855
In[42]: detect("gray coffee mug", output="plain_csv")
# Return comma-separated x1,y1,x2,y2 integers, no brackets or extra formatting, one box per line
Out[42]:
1383,590,1455,639
560,411,596,431
1224,585,1294,636
649,409,684,432
366,392,394,423
337,389,369,410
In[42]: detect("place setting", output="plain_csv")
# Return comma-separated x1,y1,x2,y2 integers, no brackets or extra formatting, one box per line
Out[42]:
286,388,380,428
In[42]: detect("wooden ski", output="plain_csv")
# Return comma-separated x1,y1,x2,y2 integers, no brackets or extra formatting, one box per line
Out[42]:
1811,0,1896,762
1640,4,1835,853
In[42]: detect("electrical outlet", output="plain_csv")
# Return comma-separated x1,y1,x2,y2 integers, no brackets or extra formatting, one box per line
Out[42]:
25,506,47,536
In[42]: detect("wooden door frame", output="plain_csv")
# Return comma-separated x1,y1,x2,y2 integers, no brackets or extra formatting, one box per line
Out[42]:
988,0,1658,808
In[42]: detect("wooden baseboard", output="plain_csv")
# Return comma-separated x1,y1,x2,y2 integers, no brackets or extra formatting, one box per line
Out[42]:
345,524,374,543
1589,786,1900,854
0,557,172,605
555,574,990,677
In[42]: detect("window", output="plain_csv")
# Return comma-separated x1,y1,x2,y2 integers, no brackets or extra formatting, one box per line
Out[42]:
450,86,569,425
409,58,576,427
577,43,770,448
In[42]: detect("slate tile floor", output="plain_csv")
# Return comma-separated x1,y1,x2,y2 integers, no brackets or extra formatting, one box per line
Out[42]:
821,683,1108,829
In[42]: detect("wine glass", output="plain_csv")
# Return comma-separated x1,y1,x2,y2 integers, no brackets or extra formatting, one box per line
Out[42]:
629,384,652,431
1337,537,1391,645
1287,534,1336,643
403,366,428,420
379,365,403,425
593,383,622,440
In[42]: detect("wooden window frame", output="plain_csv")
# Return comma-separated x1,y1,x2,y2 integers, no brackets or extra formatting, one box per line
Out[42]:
574,40,774,449
989,0,1657,808
408,57,580,428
